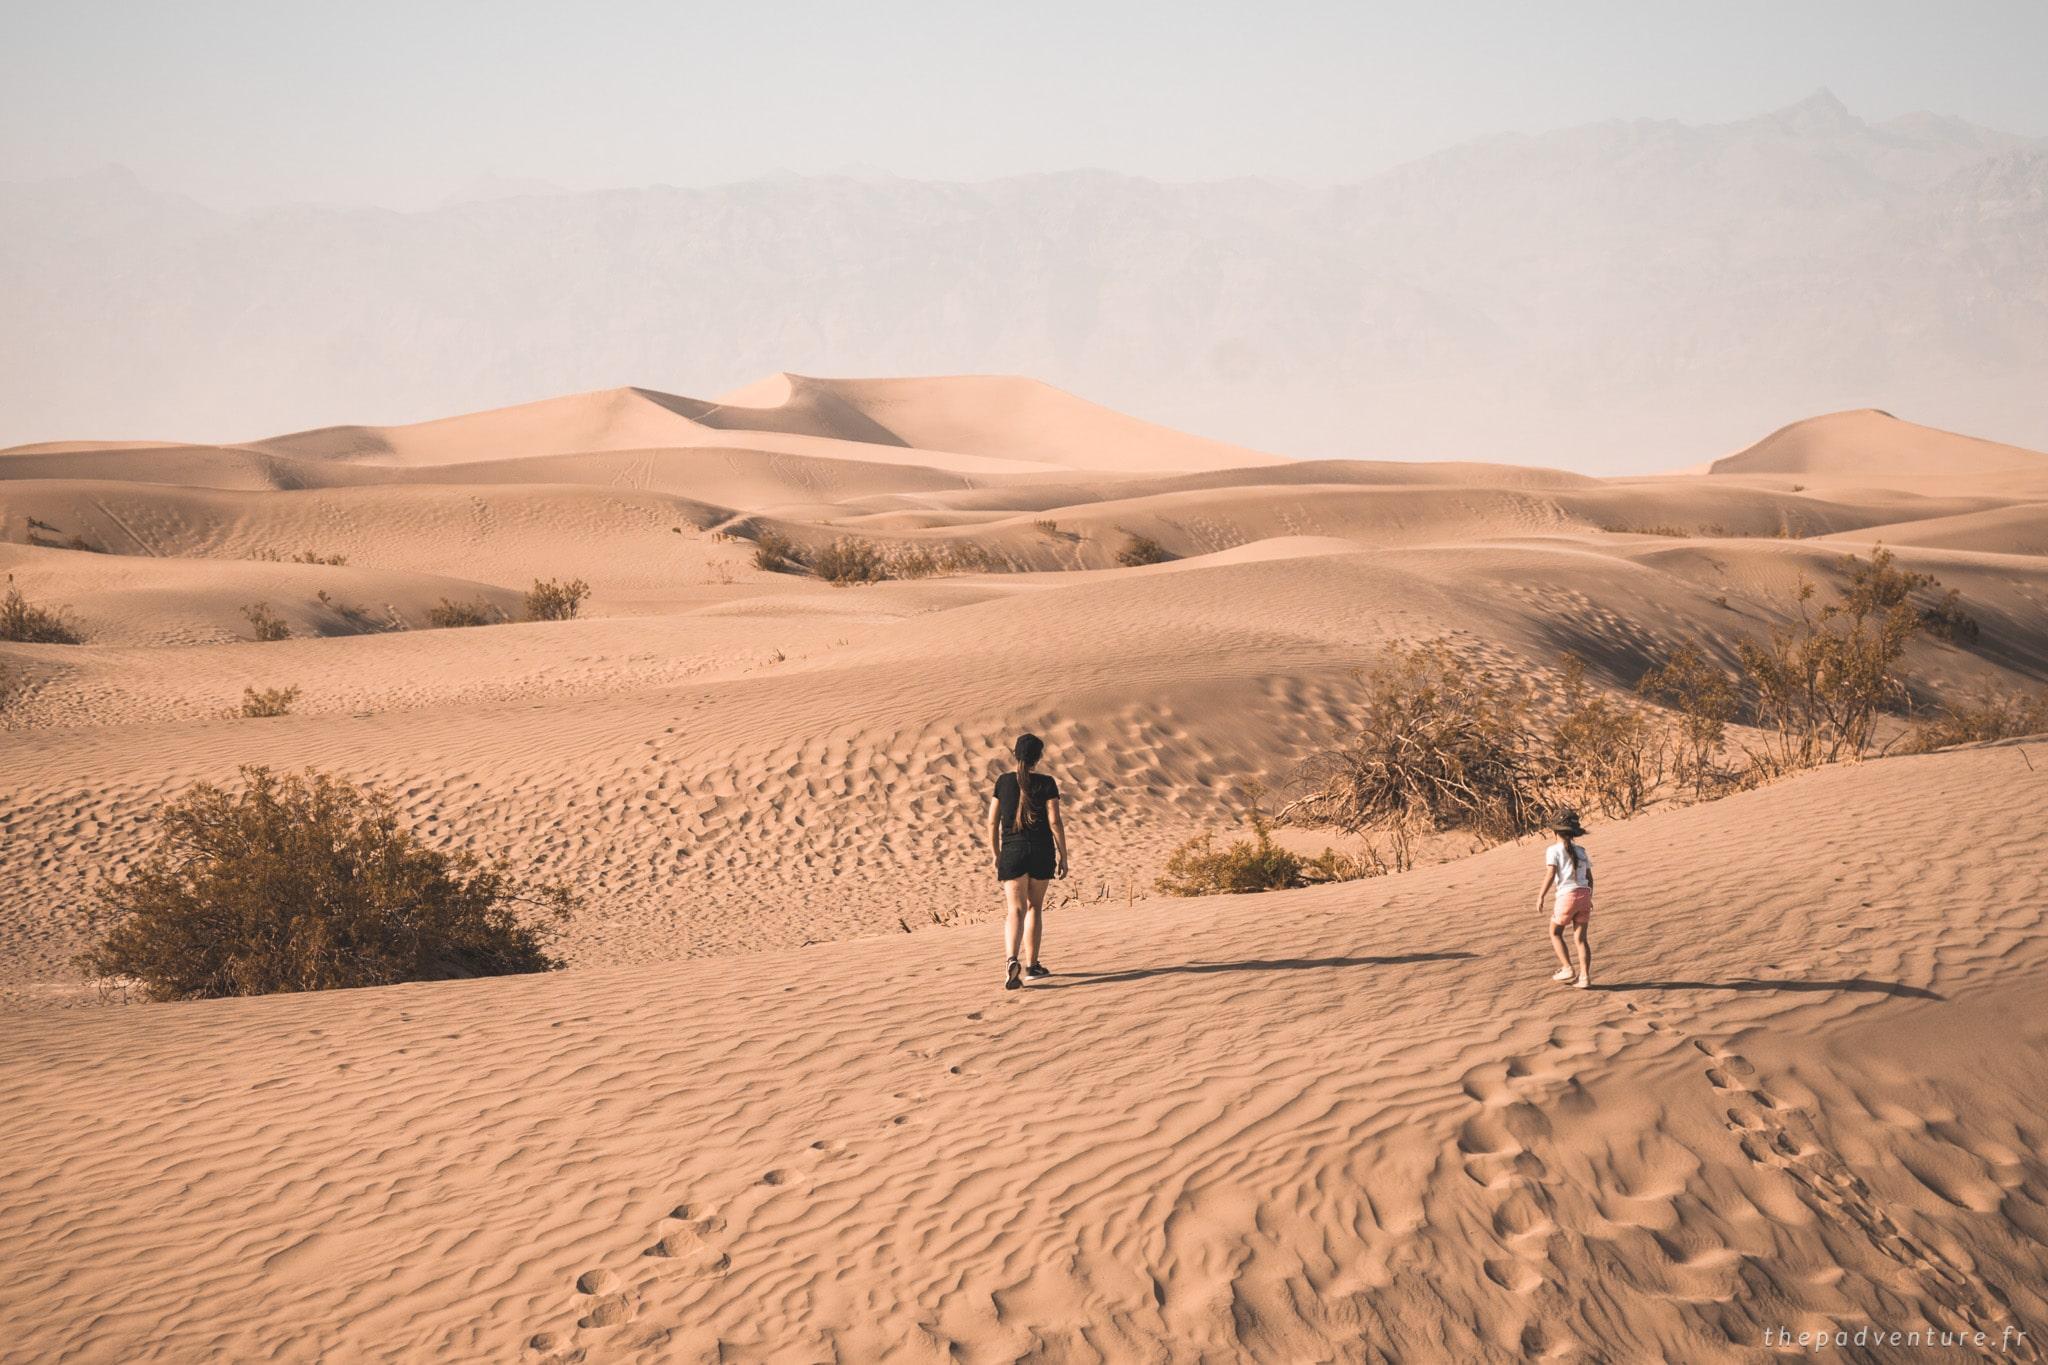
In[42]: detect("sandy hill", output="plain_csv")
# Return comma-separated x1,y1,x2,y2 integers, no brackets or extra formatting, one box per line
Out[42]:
1709,409,2048,496
2,741,2043,1360
237,375,1283,478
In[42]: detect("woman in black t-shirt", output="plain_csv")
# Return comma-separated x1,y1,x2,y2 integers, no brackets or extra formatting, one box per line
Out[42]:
987,732,1069,990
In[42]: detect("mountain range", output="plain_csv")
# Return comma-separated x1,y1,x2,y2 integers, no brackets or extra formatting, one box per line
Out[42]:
2,90,2042,471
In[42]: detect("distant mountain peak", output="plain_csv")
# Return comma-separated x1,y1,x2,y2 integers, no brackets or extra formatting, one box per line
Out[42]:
1765,87,1862,134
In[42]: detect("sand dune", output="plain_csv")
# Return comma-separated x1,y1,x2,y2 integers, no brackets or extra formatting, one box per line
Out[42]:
4,380,2047,1357
2,740,2044,1361
1710,409,2048,496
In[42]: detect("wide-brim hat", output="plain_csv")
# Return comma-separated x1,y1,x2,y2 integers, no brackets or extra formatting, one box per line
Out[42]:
1550,809,1588,837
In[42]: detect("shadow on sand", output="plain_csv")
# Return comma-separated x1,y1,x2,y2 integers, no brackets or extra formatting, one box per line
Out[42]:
1596,977,1945,1000
1039,951,1477,990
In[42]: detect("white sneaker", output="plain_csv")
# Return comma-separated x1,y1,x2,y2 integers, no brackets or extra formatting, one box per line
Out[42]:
1573,974,1592,990
1552,967,1577,982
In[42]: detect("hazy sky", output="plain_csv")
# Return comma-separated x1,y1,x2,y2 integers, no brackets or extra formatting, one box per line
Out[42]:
5,0,2047,209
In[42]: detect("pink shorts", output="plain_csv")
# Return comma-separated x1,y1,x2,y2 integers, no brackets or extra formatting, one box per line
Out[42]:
1552,888,1592,929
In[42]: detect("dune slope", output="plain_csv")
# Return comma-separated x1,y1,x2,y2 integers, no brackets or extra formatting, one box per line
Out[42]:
1,741,2043,1362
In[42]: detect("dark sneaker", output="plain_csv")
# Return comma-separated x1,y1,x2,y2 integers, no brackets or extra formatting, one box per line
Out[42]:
1005,958,1022,991
1025,963,1051,979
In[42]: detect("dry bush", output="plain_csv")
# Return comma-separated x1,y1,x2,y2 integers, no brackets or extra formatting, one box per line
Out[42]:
1034,519,1061,538
427,597,507,628
811,537,888,585
1551,656,1666,818
887,542,995,580
1115,531,1174,567
1636,643,1738,798
314,589,401,634
1,581,83,644
524,577,591,621
1156,800,1378,897
1901,692,2048,753
240,601,292,642
1736,547,1933,775
751,529,801,573
290,550,350,566
1600,523,1692,538
240,685,301,718
1284,643,1543,843
76,766,573,1000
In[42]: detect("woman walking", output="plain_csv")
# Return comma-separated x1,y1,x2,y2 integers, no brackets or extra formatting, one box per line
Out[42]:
988,733,1069,990
1536,809,1594,989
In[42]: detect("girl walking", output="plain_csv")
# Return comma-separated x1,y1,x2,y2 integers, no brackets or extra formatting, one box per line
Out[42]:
988,733,1069,990
1537,810,1594,989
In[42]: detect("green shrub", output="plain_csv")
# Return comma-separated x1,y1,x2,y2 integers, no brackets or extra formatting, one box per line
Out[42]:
240,602,292,642
427,597,506,628
1,581,83,644
1115,531,1173,567
77,767,573,1000
524,577,591,621
240,685,301,718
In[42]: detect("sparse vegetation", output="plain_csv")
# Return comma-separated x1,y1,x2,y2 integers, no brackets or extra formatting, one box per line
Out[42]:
810,538,888,586
427,597,507,629
240,685,301,718
1901,692,2048,753
1284,643,1544,844
751,529,801,573
1600,523,1694,538
290,550,350,566
524,577,591,621
77,766,573,1000
1735,547,1938,775
1115,531,1174,567
1,581,83,644
1551,656,1666,818
240,602,292,642
1034,519,1061,538
1156,796,1378,897
1637,643,1739,798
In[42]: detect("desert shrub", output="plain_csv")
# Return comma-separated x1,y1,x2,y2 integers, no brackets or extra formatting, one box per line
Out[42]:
1918,588,1979,644
427,597,506,628
1551,656,1666,818
1115,531,1174,567
1637,643,1738,798
1284,643,1543,842
240,601,292,642
313,590,400,634
240,685,301,718
1600,523,1692,538
1156,801,1377,897
1735,547,1929,775
290,550,350,566
524,577,591,621
1900,692,2048,753
752,529,801,573
76,766,573,1000
887,542,995,580
1034,519,1061,537
811,537,888,586
1,581,83,644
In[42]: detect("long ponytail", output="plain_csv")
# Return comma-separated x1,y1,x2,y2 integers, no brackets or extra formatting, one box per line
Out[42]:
1011,733,1045,831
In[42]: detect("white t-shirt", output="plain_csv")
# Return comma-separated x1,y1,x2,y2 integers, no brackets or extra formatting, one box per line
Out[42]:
1547,841,1592,893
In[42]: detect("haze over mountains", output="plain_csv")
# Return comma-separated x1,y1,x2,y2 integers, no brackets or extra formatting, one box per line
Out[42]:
5,91,2044,471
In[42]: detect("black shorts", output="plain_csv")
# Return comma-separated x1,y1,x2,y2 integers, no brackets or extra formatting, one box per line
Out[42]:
997,833,1057,882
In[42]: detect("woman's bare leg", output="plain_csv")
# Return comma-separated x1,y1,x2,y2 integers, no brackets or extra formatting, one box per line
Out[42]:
1002,878,1029,962
1023,877,1049,965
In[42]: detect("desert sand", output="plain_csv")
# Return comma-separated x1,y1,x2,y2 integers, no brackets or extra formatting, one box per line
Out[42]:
2,379,2046,1360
